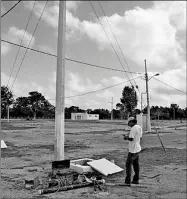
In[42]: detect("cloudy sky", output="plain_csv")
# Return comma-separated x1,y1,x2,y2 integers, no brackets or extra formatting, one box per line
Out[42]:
1,1,186,110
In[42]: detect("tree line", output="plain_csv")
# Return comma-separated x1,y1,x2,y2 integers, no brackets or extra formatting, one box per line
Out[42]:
1,85,187,120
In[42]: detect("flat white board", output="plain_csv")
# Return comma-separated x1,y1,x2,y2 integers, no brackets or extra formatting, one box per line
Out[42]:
1,140,7,148
88,158,123,176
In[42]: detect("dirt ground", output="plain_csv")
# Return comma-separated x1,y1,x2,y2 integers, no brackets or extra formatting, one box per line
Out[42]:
1,119,187,199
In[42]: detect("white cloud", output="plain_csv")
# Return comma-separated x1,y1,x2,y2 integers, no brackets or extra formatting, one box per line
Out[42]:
1,72,44,98
66,1,81,12
154,1,186,31
79,2,185,71
7,26,35,47
1,26,35,55
2,26,35,54
1,42,11,56
25,1,186,72
37,45,56,55
2,1,186,109
1,4,5,15
2,66,186,110
23,1,82,38
66,71,102,93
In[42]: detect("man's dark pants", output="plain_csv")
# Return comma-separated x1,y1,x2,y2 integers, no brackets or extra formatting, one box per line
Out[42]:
125,152,140,184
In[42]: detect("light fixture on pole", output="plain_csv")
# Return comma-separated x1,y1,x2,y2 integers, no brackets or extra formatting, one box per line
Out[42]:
148,73,159,81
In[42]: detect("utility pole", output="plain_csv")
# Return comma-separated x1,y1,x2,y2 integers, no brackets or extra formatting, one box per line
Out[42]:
7,106,10,123
141,92,146,112
111,97,113,120
144,59,151,132
55,0,66,161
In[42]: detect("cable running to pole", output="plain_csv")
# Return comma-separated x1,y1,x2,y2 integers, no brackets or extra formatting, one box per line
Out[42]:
89,1,134,87
66,76,143,98
97,1,135,84
91,1,143,107
97,1,145,106
1,0,22,18
1,39,143,75
153,77,186,94
47,75,143,100
6,1,36,87
9,1,48,92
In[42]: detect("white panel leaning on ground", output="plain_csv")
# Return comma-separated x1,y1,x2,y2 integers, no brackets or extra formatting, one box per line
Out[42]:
1,140,7,148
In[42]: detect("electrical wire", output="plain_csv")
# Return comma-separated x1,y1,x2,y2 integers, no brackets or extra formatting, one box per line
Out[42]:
66,58,142,74
6,1,36,87
1,39,143,74
9,1,48,92
91,1,144,106
97,1,145,107
1,1,22,18
97,1,136,85
89,1,134,87
66,76,143,98
12,76,143,101
153,77,186,95
1,39,56,56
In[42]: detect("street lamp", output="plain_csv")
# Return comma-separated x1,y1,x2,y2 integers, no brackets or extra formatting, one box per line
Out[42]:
141,74,159,112
148,73,160,81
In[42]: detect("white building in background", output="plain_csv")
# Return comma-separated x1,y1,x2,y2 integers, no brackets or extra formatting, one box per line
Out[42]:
71,112,99,120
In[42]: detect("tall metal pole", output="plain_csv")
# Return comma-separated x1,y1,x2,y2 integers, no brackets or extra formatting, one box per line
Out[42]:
111,97,113,120
55,0,66,161
144,60,151,132
141,92,146,112
7,106,10,123
0,0,2,186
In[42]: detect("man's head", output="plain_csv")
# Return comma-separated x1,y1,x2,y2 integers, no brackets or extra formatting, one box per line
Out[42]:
128,117,137,127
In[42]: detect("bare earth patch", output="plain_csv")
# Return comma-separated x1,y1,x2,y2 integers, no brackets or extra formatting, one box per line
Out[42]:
1,119,186,199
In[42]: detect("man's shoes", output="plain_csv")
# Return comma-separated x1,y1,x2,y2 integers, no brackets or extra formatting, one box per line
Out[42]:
124,183,131,187
131,181,139,184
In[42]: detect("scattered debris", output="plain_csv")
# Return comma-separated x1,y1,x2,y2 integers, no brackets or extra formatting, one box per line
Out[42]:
1,140,7,149
87,158,123,176
105,182,148,188
52,159,70,170
70,158,94,174
24,175,40,189
23,157,124,195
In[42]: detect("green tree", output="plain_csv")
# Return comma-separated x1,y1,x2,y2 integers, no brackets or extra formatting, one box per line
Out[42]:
1,86,14,117
41,100,55,118
118,86,138,119
12,97,31,117
28,91,46,119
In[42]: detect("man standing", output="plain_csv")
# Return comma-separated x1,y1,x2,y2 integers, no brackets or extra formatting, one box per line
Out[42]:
123,117,142,186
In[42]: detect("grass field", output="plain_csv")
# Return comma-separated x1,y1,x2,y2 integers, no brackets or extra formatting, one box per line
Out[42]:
1,119,187,199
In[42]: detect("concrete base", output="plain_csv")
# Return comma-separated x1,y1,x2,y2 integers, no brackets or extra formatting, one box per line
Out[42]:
70,158,94,174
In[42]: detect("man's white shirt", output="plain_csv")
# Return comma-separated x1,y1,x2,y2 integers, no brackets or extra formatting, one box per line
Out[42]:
128,124,142,153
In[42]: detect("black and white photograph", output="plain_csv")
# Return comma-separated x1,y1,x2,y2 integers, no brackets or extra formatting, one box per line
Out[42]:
0,1,186,198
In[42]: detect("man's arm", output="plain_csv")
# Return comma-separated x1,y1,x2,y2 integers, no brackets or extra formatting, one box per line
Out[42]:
123,135,133,141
